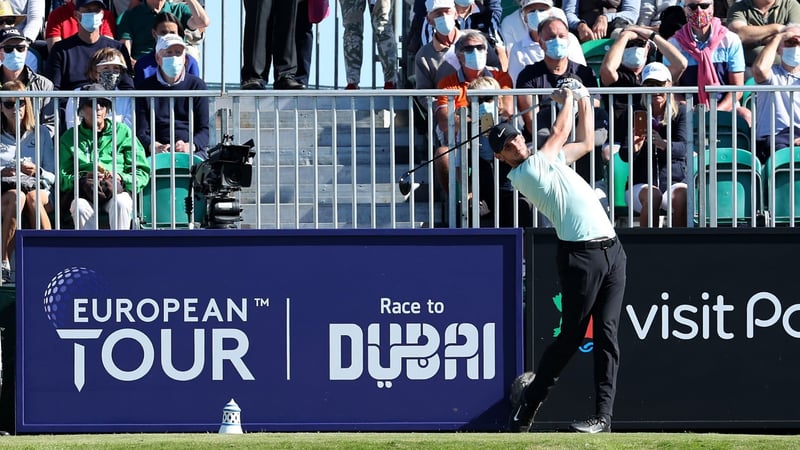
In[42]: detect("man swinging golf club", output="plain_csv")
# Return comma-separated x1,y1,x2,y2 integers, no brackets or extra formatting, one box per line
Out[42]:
492,79,627,433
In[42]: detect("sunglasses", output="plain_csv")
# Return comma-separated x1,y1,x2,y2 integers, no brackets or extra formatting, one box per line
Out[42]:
462,44,486,52
1,100,18,109
0,18,17,26
686,3,711,10
642,80,666,87
2,45,26,53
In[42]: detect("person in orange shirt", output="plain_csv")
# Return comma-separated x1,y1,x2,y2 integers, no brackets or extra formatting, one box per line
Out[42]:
434,29,513,197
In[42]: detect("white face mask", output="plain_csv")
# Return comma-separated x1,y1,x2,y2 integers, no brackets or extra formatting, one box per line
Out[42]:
433,14,455,35
463,49,487,71
622,47,647,69
526,10,549,32
784,46,800,68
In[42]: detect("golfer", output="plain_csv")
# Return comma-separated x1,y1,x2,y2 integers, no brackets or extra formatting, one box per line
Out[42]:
490,81,626,433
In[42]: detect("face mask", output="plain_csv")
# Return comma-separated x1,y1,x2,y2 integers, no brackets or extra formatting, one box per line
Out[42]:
160,55,184,78
526,11,548,32
784,46,800,68
463,49,486,71
99,70,120,90
544,37,569,60
433,14,455,35
2,48,25,71
454,0,472,6
80,12,104,33
622,47,647,69
687,9,712,29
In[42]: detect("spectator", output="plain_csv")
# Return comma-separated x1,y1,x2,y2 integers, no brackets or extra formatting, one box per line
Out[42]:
295,0,313,87
241,0,304,90
658,5,686,40
515,16,610,193
135,34,209,157
667,0,750,121
752,24,800,163
5,0,43,43
500,0,529,55
65,48,134,129
132,11,199,87
618,62,689,227
416,0,504,56
45,0,116,50
508,3,585,84
638,0,680,31
563,0,640,42
116,0,209,63
434,30,513,196
0,1,39,71
468,76,534,227
600,25,687,145
340,0,398,89
0,28,55,136
0,81,55,282
727,0,800,67
46,0,132,91
59,83,150,230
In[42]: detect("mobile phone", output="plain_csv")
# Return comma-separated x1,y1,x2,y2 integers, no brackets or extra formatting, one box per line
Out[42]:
633,110,648,136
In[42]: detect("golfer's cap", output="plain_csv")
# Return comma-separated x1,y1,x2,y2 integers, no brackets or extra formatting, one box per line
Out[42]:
155,34,187,54
427,0,455,12
641,62,671,83
520,0,553,9
489,122,522,153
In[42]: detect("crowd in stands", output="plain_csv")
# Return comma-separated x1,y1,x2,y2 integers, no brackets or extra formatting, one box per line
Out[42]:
0,0,796,266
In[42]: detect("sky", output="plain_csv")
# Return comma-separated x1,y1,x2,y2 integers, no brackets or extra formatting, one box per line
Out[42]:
203,2,386,89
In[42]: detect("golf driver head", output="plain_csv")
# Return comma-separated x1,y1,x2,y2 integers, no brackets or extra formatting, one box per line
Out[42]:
398,173,412,196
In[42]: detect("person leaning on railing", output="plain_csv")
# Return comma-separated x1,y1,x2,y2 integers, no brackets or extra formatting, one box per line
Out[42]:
0,81,55,283
58,83,150,230
751,24,800,164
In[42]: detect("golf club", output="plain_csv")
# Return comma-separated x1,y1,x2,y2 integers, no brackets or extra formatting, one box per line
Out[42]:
398,104,538,197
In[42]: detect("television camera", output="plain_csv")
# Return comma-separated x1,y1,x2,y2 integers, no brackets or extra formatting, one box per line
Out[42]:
188,135,256,229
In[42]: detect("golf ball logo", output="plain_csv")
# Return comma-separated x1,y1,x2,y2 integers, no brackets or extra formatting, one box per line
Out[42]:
43,267,101,329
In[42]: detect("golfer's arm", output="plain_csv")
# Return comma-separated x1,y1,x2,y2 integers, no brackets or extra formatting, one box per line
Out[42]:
563,97,594,165
538,94,575,161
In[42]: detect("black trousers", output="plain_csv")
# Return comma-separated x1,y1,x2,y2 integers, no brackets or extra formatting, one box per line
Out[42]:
523,237,627,418
241,0,298,83
295,0,313,86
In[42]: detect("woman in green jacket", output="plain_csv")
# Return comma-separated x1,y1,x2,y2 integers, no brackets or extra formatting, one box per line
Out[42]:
59,84,150,230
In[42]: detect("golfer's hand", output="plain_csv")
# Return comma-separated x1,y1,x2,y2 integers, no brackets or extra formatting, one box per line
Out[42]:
557,78,590,99
550,87,573,105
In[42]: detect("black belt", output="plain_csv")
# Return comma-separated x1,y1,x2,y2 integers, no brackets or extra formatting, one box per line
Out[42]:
559,236,617,250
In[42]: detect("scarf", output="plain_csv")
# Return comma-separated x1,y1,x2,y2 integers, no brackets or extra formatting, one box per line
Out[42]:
672,18,728,105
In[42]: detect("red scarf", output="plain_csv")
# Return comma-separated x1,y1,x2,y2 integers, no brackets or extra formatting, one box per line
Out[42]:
673,18,729,105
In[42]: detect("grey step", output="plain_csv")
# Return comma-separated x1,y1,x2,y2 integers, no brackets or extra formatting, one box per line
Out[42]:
214,95,414,113
240,202,438,229
232,127,413,150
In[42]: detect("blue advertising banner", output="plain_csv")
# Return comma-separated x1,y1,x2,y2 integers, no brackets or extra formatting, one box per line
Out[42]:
16,229,522,433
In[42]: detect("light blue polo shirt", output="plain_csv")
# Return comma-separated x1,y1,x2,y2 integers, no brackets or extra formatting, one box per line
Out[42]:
508,150,616,242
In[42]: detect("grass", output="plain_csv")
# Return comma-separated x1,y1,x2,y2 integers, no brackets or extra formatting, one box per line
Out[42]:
0,432,799,449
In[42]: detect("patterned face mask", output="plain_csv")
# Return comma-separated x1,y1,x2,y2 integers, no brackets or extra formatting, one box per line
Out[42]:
98,71,120,90
686,8,712,29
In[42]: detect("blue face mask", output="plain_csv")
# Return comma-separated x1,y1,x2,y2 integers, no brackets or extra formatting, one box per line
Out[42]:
784,46,800,68
463,49,486,71
454,0,472,6
160,55,184,78
80,12,104,33
526,11,548,32
544,37,569,60
2,47,25,71
433,14,455,35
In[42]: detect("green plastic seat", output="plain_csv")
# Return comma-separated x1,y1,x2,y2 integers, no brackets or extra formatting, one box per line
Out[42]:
140,153,206,228
693,109,752,152
580,38,613,79
764,146,800,223
694,148,763,225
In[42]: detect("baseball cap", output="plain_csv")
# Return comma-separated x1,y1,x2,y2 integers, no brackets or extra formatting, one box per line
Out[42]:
78,83,112,109
641,62,671,83
96,54,126,68
0,27,26,46
489,122,522,153
520,0,553,8
155,33,187,54
74,0,107,9
426,0,455,12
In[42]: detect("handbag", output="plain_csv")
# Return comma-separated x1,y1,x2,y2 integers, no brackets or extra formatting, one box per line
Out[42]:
78,174,124,203
308,0,329,24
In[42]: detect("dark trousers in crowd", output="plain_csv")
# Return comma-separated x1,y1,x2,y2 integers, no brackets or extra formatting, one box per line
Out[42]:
523,238,626,418
295,0,313,86
241,0,298,84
